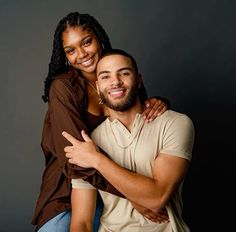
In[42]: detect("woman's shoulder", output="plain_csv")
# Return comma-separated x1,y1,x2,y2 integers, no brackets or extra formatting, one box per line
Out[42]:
51,68,84,90
52,67,80,83
49,68,85,100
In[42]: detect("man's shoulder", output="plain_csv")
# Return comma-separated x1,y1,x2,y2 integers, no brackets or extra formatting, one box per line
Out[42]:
156,110,192,123
151,110,194,132
91,118,109,139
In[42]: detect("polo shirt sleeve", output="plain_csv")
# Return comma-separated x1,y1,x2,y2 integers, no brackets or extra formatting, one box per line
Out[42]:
71,179,96,189
160,114,195,161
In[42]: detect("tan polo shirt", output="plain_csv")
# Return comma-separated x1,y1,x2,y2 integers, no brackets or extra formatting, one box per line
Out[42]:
72,110,194,232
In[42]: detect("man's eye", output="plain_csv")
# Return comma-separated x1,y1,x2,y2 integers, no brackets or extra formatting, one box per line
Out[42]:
101,75,109,79
121,72,130,76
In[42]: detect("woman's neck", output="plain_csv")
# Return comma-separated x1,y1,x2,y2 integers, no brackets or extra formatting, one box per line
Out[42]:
81,71,97,83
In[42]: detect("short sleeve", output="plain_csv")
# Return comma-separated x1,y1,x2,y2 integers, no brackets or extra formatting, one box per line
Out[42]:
72,178,96,189
160,114,195,161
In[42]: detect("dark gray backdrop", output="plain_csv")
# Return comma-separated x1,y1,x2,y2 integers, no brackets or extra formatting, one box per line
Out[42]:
0,0,235,231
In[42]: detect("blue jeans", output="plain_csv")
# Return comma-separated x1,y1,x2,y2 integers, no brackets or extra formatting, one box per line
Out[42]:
38,193,103,232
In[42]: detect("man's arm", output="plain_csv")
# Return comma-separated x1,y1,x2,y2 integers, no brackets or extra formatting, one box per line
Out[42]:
94,152,189,213
63,130,190,213
70,187,97,232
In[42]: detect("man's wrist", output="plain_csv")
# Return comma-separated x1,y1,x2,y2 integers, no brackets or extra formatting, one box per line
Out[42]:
93,152,104,170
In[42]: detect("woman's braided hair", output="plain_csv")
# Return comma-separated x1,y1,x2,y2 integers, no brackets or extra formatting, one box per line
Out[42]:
42,12,112,102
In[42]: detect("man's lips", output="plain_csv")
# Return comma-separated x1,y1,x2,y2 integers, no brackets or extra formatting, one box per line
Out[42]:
108,88,126,98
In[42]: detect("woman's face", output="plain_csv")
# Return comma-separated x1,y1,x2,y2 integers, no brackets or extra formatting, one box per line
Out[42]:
62,26,102,75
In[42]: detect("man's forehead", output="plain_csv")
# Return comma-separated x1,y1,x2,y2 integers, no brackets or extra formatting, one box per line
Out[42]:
97,54,132,70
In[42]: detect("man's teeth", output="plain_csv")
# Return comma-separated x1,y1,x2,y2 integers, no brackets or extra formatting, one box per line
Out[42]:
109,90,124,96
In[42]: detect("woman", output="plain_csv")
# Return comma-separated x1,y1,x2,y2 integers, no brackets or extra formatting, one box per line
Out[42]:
32,12,169,232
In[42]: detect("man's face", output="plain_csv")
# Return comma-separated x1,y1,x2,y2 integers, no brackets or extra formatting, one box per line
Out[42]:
96,54,140,112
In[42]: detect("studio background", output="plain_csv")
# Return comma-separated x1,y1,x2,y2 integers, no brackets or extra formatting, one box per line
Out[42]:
0,0,235,231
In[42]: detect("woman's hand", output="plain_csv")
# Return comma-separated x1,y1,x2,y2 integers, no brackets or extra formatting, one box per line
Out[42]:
130,200,169,223
142,97,169,123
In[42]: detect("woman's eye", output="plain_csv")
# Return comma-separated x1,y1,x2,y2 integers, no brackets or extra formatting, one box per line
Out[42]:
65,49,74,55
83,38,92,46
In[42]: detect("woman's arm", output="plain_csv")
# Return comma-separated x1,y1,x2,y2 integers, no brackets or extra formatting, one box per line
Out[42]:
48,77,124,197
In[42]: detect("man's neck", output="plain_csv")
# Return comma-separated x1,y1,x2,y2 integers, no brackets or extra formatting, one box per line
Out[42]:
108,100,143,132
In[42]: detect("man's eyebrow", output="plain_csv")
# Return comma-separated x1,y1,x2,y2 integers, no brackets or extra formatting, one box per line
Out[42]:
97,70,110,76
97,67,132,76
117,67,132,72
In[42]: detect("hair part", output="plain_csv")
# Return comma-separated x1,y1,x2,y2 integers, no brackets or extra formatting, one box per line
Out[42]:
42,12,112,102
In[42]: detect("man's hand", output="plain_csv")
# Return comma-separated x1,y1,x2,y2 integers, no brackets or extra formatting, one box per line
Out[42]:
62,130,100,168
130,200,169,223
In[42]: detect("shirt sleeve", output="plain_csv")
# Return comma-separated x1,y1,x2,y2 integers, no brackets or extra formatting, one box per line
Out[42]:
160,113,195,161
72,178,96,189
48,78,97,178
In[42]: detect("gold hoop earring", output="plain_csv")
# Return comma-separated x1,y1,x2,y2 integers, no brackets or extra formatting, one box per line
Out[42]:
66,59,71,66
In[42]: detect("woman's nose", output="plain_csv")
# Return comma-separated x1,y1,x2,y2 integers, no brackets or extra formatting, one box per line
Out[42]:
77,47,88,59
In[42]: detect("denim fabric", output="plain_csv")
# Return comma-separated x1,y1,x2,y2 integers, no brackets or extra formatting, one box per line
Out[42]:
38,209,70,232
38,193,103,232
93,192,103,232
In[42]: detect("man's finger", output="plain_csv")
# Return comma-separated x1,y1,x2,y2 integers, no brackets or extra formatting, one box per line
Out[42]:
62,131,79,145
81,130,92,142
64,146,74,153
65,152,72,158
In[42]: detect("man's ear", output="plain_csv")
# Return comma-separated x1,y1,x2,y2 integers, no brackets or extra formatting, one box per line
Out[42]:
96,81,100,95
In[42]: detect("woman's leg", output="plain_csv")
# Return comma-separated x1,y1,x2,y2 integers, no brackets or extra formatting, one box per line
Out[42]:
38,194,103,232
93,192,103,232
37,209,71,232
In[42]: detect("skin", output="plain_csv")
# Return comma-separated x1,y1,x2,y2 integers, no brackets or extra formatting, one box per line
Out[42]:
62,26,167,119
62,55,191,231
62,26,104,116
70,189,96,232
61,27,169,231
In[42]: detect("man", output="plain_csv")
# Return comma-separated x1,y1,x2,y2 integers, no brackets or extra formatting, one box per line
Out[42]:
62,49,195,232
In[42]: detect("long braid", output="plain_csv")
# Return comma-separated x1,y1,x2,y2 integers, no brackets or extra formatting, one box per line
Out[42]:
42,12,112,102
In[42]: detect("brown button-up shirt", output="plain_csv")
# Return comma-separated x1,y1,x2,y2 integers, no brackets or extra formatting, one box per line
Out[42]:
32,68,123,231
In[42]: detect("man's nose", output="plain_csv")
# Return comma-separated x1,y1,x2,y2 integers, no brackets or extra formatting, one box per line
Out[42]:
111,75,123,86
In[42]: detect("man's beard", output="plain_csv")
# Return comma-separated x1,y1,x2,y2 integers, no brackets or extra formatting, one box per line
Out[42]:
99,83,139,112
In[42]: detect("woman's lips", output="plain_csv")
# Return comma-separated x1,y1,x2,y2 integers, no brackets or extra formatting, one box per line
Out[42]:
79,57,94,67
